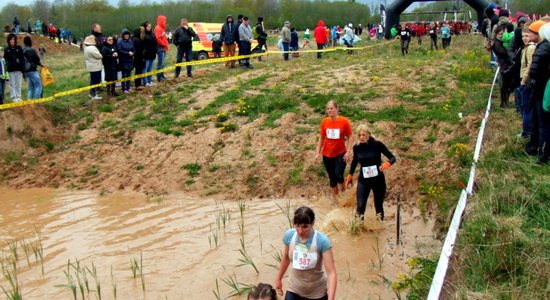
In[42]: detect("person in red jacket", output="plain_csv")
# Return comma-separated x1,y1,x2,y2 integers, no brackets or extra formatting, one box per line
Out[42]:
415,22,425,45
314,20,327,59
154,15,169,82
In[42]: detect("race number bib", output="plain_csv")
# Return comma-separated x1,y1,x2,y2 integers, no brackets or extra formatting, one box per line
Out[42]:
292,246,319,270
326,128,340,140
362,165,379,178
401,32,407,36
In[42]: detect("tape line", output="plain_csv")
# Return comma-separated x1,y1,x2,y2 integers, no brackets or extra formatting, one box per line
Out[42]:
427,67,500,300
0,41,393,111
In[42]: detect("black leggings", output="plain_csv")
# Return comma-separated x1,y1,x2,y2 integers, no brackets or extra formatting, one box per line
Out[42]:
356,175,386,220
323,153,346,188
285,290,328,300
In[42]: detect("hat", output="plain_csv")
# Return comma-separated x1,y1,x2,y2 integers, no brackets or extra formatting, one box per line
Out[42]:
348,23,353,27
284,20,290,25
258,17,263,22
517,16,528,24
499,9,510,17
529,20,545,34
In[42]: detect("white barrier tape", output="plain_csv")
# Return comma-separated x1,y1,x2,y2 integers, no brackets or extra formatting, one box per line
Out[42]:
427,66,500,300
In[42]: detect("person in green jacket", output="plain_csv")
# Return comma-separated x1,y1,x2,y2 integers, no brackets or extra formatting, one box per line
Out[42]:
390,25,397,38
502,23,515,49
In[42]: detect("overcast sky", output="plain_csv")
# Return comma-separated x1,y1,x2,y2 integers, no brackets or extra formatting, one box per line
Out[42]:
1,0,419,11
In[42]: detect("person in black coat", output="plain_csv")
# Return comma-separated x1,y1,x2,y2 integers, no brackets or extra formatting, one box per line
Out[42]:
22,36,44,99
491,26,513,108
527,21,550,163
117,28,135,93
132,26,146,89
173,18,197,78
141,21,158,86
101,36,119,96
4,33,25,102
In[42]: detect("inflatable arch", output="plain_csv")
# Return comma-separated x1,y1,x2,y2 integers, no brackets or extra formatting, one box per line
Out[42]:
385,0,490,39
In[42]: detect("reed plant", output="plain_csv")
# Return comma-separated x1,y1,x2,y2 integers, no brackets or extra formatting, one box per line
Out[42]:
276,200,293,229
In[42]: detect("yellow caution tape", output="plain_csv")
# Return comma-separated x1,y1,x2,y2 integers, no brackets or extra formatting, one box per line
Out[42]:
0,41,394,111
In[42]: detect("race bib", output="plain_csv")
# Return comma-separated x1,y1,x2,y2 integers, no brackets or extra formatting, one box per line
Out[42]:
326,128,340,139
401,32,407,36
292,245,319,270
362,165,379,178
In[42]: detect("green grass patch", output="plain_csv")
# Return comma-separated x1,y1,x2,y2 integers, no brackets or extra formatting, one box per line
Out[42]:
181,163,201,177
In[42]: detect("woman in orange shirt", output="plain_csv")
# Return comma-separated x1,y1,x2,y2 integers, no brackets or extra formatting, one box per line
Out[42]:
315,101,353,197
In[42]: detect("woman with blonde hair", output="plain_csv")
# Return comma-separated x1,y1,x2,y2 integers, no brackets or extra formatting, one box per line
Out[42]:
344,124,396,220
315,100,353,197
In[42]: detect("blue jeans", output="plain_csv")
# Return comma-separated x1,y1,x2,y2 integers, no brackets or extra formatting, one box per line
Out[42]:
520,86,534,137
514,86,522,113
175,47,193,77
120,69,132,91
282,42,289,60
90,71,102,96
156,50,166,81
25,71,42,99
142,59,154,85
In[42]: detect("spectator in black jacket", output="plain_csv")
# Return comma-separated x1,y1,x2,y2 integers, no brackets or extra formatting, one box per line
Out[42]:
4,34,24,102
142,21,158,86
133,26,146,90
220,15,237,68
253,17,268,61
492,26,513,108
235,14,244,66
22,36,44,99
101,36,119,97
527,21,550,163
117,28,135,93
173,18,197,78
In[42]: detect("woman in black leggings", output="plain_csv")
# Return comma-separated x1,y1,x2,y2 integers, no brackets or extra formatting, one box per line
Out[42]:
315,101,353,197
344,124,396,220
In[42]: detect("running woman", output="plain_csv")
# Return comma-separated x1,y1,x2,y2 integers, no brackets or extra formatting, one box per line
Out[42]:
344,124,396,220
315,101,353,197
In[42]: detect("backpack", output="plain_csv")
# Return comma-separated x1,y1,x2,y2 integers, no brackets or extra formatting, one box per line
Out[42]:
253,25,259,39
23,48,34,72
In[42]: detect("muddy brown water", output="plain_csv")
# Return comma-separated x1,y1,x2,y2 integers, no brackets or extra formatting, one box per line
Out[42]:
0,187,439,299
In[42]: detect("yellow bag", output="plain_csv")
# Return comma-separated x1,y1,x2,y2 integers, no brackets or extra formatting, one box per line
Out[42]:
40,67,55,87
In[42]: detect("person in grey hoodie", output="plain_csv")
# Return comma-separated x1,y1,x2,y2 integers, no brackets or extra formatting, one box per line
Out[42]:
238,16,254,69
220,15,237,68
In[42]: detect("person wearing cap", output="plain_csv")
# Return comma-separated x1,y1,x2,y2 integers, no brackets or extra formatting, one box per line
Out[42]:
526,20,550,163
238,16,254,69
0,47,9,105
83,34,104,100
253,17,268,61
281,21,291,61
343,23,354,54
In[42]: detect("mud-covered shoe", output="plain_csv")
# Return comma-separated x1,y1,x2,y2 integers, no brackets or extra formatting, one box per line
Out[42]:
331,186,339,197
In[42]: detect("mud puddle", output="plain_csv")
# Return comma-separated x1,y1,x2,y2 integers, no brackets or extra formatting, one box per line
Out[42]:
0,187,439,299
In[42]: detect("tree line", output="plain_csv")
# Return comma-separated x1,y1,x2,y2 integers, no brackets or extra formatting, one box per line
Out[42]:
0,0,376,41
